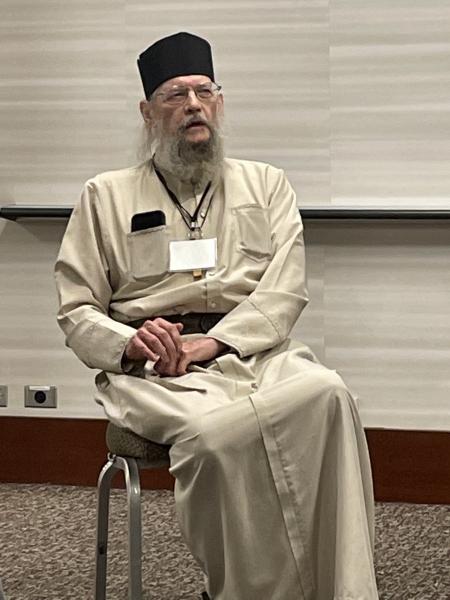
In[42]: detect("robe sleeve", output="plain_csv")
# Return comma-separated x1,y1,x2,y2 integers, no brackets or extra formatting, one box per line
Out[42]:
207,168,309,357
54,181,137,373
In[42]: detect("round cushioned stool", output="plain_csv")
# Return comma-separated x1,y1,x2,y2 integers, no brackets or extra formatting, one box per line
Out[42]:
94,422,170,600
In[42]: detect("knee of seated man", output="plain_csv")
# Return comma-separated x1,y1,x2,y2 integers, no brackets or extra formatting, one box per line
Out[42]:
317,367,348,393
194,402,261,464
317,369,357,423
301,366,353,411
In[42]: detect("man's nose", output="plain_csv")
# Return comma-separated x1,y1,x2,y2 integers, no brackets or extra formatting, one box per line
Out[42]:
184,89,202,112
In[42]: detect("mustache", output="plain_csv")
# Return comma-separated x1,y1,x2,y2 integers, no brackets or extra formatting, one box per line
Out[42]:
179,117,212,134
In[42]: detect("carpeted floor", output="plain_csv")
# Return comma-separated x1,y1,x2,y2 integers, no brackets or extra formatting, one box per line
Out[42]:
0,484,448,600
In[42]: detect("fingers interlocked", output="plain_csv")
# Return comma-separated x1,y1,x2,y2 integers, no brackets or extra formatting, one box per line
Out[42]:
126,318,184,376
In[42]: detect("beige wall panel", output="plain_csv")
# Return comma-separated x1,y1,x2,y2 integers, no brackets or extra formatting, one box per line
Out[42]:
0,0,128,203
303,222,450,430
3,1,450,207
0,219,99,418
331,0,450,206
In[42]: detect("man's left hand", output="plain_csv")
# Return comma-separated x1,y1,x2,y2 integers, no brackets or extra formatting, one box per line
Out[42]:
154,337,228,376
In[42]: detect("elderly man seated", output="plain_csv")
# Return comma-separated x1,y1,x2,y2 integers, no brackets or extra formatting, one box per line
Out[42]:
55,32,378,600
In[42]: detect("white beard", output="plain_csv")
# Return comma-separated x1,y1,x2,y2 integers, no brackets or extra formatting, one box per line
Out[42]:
139,118,225,186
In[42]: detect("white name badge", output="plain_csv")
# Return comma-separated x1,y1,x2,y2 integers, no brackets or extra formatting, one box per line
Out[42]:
169,238,217,272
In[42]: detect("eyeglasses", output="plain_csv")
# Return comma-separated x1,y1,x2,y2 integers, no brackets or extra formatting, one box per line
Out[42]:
151,82,222,106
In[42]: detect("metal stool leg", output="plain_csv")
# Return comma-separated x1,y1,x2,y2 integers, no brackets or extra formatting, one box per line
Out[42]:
95,457,120,600
116,456,143,600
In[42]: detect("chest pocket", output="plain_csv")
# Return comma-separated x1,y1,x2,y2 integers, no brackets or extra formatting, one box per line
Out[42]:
233,204,272,261
127,225,169,279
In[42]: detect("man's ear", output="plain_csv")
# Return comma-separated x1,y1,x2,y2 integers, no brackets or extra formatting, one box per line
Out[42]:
139,99,153,125
217,92,224,117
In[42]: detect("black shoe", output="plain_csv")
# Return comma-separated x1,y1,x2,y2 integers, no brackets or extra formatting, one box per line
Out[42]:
201,593,210,600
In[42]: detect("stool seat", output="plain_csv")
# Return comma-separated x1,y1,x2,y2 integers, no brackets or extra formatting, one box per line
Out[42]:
106,422,170,465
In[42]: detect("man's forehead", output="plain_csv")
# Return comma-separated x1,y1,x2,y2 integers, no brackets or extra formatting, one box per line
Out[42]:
158,74,212,91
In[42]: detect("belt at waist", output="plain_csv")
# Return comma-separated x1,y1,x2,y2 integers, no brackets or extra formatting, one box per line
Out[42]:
127,313,226,334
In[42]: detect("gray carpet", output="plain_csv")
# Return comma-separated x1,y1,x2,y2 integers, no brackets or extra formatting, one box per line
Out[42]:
0,484,448,600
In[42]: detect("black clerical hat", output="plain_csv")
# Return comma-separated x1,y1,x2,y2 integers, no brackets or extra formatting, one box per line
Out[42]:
137,32,215,99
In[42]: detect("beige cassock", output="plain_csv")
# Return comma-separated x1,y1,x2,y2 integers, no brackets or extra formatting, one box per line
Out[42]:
55,158,379,600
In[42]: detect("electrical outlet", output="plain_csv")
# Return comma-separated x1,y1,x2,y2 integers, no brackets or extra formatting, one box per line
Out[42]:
24,385,57,408
0,385,7,407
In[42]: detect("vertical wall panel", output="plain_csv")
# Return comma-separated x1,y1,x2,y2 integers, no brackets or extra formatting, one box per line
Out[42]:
2,1,450,207
330,0,450,206
0,0,127,203
306,222,450,429
0,219,100,417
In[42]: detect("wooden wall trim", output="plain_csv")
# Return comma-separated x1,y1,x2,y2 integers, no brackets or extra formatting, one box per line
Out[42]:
0,417,173,490
365,429,450,504
1,417,449,503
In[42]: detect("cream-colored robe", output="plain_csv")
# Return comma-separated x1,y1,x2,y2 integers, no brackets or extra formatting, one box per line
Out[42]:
55,159,378,600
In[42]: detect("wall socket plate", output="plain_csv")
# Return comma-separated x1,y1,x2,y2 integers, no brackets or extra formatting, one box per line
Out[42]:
24,385,57,408
0,385,7,407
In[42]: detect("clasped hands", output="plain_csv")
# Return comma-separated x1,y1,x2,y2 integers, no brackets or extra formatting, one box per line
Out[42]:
124,317,227,377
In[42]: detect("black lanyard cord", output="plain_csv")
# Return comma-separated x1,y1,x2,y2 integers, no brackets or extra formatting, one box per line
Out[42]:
154,166,213,231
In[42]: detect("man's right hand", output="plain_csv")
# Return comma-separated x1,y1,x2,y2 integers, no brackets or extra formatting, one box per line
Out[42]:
124,318,184,376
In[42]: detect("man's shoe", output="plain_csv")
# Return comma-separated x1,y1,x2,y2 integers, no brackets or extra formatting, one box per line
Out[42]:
201,593,210,600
